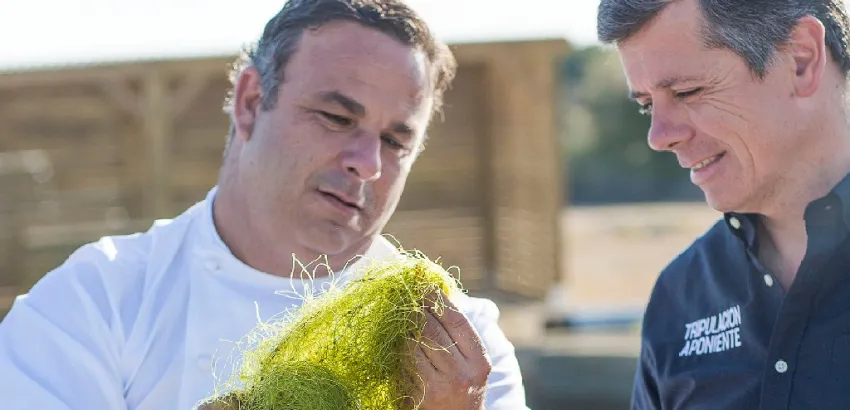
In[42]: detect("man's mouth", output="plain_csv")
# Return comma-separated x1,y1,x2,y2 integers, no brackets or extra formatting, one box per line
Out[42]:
692,153,726,171
320,191,360,210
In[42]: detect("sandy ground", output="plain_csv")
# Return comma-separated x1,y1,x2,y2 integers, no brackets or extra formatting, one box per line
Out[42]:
561,202,721,310
499,202,722,354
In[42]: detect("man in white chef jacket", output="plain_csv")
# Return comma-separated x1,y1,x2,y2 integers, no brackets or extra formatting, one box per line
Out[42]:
0,1,528,409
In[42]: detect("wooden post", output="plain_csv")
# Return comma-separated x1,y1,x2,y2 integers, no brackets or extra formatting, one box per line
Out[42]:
101,71,211,219
472,41,568,300
142,73,170,218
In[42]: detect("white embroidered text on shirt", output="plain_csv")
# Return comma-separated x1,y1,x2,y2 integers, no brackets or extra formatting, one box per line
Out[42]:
678,305,742,357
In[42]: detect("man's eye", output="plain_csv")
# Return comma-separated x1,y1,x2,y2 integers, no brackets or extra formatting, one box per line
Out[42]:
381,135,405,150
675,88,702,99
320,112,353,126
638,103,653,116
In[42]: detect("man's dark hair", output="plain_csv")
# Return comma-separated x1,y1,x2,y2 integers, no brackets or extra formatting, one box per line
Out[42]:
222,0,456,149
597,0,850,78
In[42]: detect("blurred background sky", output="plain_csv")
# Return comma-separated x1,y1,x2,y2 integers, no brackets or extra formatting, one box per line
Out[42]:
1,0,600,70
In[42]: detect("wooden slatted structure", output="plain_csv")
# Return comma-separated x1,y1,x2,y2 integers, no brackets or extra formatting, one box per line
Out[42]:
0,39,569,317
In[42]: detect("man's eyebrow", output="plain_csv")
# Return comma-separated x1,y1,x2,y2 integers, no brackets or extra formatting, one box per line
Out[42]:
628,75,706,100
319,91,366,117
318,90,418,137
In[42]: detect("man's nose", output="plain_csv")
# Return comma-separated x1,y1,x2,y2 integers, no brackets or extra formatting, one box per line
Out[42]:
340,130,382,181
647,104,693,152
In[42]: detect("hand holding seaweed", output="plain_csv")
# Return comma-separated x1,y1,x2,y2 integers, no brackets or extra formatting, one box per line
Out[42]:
407,291,491,410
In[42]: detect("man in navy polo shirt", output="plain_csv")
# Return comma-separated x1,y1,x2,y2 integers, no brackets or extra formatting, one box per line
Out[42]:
596,0,850,408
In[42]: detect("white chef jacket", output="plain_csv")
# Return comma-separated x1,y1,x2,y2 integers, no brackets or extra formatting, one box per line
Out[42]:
0,187,528,409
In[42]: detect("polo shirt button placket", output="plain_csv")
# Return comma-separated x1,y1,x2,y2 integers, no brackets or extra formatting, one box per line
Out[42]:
774,360,788,374
730,216,742,230
764,274,774,287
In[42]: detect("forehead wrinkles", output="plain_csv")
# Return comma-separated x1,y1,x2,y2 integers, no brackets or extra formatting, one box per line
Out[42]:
299,39,428,98
621,41,722,98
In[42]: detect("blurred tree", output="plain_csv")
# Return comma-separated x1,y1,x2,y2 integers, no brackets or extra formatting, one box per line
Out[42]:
560,46,703,204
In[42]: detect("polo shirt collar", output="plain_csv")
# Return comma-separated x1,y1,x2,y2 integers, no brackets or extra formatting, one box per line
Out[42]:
723,172,850,249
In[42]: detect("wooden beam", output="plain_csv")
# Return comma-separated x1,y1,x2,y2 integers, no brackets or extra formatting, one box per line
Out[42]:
23,220,153,249
0,56,231,89
452,38,571,65
171,74,212,118
485,49,565,300
99,79,140,116
0,39,569,89
97,71,212,220
141,73,171,218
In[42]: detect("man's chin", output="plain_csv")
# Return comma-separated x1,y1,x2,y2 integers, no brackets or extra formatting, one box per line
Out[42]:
297,225,370,261
702,190,746,214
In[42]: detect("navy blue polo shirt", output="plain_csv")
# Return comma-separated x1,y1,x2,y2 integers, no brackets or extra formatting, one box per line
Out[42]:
632,173,850,410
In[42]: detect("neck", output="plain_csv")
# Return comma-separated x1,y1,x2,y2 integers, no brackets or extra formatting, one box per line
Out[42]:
212,165,371,278
756,114,850,287
757,214,807,289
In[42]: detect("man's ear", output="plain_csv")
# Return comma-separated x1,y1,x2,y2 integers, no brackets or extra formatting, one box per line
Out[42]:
787,15,827,98
232,66,264,142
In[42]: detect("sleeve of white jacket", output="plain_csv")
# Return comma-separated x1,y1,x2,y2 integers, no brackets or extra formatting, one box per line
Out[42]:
465,297,531,410
0,245,130,410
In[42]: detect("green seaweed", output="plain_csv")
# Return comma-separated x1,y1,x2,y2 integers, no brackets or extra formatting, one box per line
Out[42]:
196,249,463,410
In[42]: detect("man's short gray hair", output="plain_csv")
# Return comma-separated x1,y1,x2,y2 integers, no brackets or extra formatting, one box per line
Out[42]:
597,0,850,78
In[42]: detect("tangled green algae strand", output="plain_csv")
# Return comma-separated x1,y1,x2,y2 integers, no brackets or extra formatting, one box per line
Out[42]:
196,249,463,410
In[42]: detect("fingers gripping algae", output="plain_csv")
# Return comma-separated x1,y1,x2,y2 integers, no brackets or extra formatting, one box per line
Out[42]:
195,245,464,410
